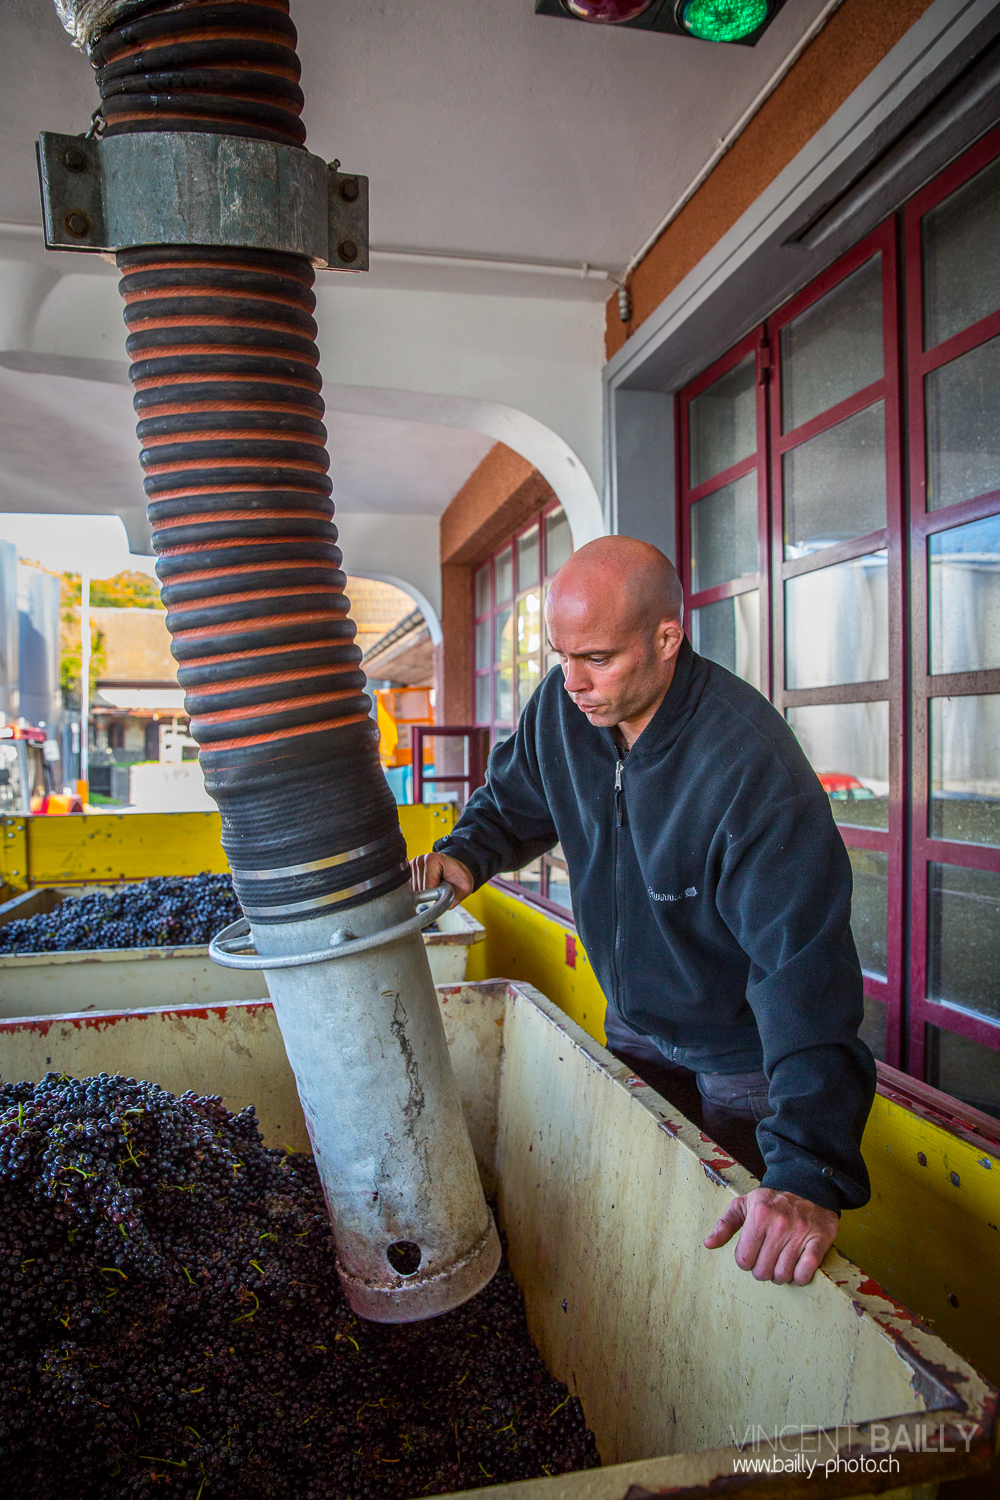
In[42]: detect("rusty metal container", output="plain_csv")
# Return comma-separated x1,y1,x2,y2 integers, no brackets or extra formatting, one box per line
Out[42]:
0,980,995,1497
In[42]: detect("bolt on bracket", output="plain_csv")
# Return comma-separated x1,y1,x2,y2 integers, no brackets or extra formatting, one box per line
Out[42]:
36,130,368,272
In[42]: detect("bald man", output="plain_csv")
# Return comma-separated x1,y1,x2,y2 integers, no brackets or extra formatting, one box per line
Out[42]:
413,537,875,1288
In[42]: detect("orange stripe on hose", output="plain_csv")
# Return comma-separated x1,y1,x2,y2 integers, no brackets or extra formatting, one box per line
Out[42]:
131,373,321,393
153,508,330,527
127,342,319,364
185,664,359,697
171,610,353,641
181,639,354,668
193,689,360,726
156,537,328,555
135,401,317,417
143,431,326,448
127,316,310,336
144,457,327,476
168,587,347,613
123,287,311,311
200,713,371,753
163,561,340,585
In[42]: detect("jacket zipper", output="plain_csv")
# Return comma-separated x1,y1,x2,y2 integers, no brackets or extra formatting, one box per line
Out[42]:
612,755,625,1013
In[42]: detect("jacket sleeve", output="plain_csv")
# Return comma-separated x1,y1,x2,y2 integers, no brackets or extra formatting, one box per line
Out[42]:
432,696,558,889
714,791,877,1213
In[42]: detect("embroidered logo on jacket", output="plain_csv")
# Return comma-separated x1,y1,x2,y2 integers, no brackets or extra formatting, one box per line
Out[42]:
648,886,698,903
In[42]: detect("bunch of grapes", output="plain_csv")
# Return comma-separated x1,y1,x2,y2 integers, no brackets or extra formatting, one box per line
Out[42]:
0,1073,599,1499
0,874,243,955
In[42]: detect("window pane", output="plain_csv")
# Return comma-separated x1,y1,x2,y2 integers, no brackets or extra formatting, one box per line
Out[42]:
930,694,1000,846
516,591,542,658
927,1025,1000,1121
860,995,888,1064
495,547,513,605
688,353,756,488
785,551,888,689
545,508,572,575
502,856,541,894
494,667,513,722
787,701,889,830
547,866,573,911
690,472,757,593
517,526,540,593
494,605,514,666
928,861,1000,1022
475,617,490,671
689,590,760,690
780,255,883,433
926,334,1000,510
923,154,1000,349
928,513,1000,674
849,847,888,981
783,402,886,559
475,674,490,724
0,743,22,813
517,657,541,715
474,564,490,617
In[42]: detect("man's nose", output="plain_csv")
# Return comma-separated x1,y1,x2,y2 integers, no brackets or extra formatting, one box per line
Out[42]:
562,659,589,694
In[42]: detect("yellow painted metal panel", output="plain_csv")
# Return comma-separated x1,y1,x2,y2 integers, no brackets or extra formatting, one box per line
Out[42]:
466,882,1000,1400
0,803,457,890
0,817,29,890
463,883,607,1043
838,1095,1000,1389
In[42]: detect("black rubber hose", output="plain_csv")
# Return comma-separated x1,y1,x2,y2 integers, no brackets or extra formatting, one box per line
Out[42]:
84,1,409,922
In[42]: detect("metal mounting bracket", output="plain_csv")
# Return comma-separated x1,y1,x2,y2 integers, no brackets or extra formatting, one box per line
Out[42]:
36,130,369,271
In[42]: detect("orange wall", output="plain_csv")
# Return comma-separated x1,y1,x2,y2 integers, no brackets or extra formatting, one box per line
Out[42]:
605,0,938,361
438,444,555,724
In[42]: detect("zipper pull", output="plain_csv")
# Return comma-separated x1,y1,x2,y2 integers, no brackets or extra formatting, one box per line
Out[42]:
614,758,624,826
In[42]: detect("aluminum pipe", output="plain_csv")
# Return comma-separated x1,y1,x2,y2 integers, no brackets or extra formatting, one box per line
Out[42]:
249,886,500,1321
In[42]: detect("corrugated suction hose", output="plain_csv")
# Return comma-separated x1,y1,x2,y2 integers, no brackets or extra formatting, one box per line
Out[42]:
91,0,408,922
66,0,501,1324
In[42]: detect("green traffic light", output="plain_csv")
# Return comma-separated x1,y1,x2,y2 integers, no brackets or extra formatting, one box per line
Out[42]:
679,0,769,42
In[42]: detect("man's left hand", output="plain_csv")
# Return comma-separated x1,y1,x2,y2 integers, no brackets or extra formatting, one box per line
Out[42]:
703,1187,838,1286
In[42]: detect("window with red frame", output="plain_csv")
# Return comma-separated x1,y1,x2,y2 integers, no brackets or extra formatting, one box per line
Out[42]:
677,125,1000,1117
472,501,573,907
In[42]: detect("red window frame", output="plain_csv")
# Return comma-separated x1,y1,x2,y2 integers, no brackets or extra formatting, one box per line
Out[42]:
903,121,1000,1080
677,222,906,1067
768,221,906,1067
472,499,568,745
677,327,772,698
472,500,573,909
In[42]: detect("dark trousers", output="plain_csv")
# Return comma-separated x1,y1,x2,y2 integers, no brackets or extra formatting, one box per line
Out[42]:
604,1008,771,1178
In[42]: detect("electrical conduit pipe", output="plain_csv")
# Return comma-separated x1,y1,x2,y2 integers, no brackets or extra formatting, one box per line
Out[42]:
51,0,499,1321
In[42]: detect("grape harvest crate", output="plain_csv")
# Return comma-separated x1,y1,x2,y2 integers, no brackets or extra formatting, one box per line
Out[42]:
0,898,484,1017
0,980,994,1498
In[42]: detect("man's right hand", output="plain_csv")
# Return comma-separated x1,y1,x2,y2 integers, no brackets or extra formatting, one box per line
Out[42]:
410,851,475,906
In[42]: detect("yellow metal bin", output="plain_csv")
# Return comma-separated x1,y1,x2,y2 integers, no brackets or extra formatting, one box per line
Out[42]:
1,980,995,1499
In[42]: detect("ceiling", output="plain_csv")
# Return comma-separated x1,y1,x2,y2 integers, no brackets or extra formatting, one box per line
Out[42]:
4,0,835,277
0,0,836,578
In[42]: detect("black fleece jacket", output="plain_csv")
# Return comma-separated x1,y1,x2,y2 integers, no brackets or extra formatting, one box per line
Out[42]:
435,639,876,1213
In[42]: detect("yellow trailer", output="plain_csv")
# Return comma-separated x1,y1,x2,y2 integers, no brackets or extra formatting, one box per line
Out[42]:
0,979,995,1499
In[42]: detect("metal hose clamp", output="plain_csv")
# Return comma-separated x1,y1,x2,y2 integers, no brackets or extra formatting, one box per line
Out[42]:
208,884,455,971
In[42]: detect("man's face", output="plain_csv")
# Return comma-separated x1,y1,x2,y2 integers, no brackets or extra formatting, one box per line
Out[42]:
545,594,683,730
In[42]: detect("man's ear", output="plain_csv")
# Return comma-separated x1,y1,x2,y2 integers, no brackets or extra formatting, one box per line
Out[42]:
658,617,684,659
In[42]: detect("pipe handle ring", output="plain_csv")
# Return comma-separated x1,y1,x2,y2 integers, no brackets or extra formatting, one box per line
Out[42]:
208,884,455,970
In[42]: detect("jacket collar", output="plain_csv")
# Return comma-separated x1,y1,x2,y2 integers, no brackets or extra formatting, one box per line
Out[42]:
602,637,706,761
